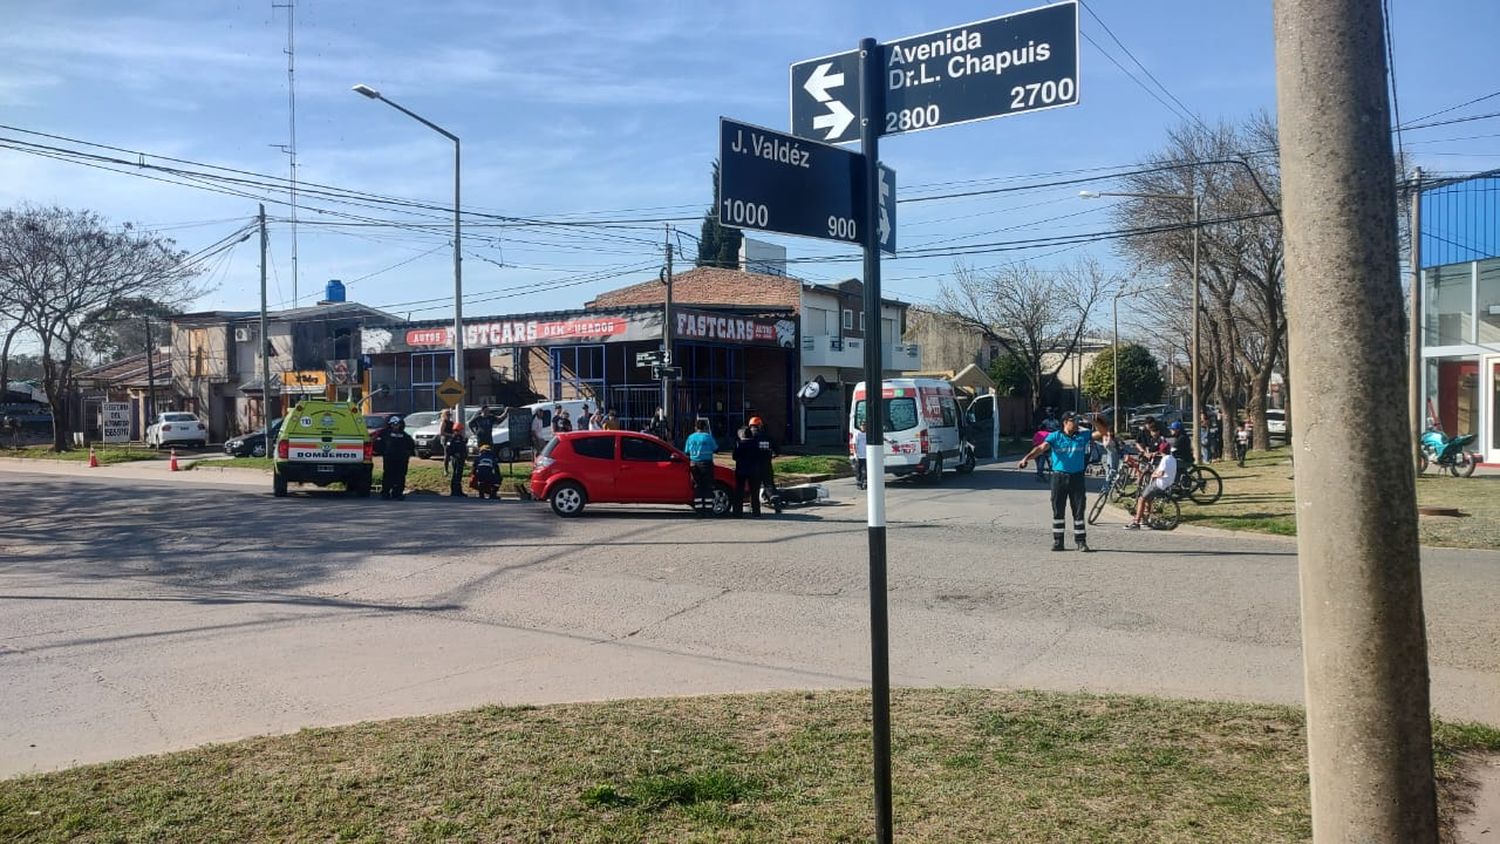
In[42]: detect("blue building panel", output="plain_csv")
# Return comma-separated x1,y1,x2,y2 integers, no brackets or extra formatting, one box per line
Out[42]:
1420,172,1500,269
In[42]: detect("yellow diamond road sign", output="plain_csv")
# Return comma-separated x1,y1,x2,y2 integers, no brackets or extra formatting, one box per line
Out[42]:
436,377,464,407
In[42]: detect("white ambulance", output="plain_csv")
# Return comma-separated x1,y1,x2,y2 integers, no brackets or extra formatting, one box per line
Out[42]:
850,377,976,482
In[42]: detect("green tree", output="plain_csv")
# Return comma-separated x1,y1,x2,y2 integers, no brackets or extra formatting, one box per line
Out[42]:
696,160,743,269
988,353,1030,397
1082,344,1164,408
83,297,182,363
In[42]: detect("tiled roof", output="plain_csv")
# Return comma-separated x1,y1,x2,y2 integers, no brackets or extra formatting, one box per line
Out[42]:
586,267,803,311
75,350,171,386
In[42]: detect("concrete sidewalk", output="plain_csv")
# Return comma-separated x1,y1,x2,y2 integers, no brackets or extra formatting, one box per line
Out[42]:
0,456,269,488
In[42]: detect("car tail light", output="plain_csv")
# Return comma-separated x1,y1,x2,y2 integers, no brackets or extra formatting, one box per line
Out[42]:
363,442,374,461
535,454,554,469
919,429,930,453
277,439,289,459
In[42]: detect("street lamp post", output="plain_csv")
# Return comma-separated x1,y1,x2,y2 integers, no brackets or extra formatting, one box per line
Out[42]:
353,84,464,421
1110,286,1148,429
1082,190,1201,459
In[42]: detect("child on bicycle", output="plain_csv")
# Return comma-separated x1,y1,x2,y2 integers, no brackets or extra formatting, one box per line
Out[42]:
1126,441,1177,530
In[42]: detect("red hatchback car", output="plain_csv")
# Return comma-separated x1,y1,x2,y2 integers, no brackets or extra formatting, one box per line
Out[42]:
531,430,738,517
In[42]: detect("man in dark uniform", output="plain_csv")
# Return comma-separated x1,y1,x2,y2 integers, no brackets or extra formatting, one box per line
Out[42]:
1018,412,1094,552
446,421,467,497
747,416,779,504
380,416,417,500
471,405,495,449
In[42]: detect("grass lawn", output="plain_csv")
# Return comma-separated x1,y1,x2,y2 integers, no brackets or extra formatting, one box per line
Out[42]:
0,445,159,465
1166,448,1500,550
1,688,1494,843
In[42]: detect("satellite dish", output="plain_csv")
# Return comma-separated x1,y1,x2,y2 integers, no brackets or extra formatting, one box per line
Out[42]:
796,376,828,403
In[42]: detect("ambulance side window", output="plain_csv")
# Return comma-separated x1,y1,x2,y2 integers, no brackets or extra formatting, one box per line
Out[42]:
940,399,957,428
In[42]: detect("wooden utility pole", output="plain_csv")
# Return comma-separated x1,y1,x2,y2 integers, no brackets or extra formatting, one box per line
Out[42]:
1272,1,1439,840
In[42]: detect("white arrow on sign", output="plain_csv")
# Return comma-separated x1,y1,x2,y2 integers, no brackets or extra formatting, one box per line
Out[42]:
802,61,844,103
878,172,892,247
812,99,855,141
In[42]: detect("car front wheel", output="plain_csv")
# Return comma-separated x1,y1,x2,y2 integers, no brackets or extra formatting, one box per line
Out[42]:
251,442,266,458
711,483,733,517
549,482,586,517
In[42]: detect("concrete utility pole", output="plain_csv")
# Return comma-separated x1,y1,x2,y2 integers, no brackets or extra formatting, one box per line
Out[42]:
1272,2,1439,841
1409,166,1423,454
259,205,271,446
662,227,674,438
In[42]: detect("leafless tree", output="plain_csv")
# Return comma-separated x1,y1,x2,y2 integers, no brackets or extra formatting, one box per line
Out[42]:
1107,114,1285,447
938,258,1109,415
0,206,203,450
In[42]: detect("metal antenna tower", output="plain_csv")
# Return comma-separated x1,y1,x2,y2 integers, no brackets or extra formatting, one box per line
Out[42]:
272,0,299,304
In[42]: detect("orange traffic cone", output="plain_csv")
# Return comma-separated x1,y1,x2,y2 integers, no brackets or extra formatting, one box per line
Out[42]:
169,448,180,472
88,446,99,468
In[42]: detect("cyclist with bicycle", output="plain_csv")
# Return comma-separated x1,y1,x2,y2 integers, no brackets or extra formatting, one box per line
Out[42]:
1168,420,1194,467
1126,441,1178,530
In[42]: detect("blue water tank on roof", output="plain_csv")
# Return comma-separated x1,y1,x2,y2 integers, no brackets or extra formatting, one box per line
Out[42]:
325,279,346,303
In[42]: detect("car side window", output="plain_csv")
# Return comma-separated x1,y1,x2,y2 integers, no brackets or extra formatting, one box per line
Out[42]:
622,437,672,463
571,436,616,460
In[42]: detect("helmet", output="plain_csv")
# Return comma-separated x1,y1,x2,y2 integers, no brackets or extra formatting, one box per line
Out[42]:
386,415,402,427
1158,441,1172,454
479,443,492,451
1168,421,1183,432
749,416,764,427
452,422,464,432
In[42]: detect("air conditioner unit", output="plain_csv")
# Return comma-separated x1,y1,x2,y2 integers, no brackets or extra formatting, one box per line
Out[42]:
233,327,251,343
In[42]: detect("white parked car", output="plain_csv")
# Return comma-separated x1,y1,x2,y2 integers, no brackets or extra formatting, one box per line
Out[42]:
1265,409,1287,439
146,412,207,449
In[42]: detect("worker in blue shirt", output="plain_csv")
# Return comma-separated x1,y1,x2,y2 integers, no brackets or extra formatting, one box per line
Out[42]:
1018,412,1094,552
684,418,718,514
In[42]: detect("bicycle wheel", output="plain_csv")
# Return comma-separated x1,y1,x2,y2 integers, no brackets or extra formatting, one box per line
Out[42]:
1088,492,1109,525
1186,465,1223,505
1146,496,1181,530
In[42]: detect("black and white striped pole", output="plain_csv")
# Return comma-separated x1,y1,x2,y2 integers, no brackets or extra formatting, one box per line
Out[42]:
857,35,894,844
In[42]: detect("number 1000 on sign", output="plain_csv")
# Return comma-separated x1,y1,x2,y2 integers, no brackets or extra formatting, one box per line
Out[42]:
721,199,768,228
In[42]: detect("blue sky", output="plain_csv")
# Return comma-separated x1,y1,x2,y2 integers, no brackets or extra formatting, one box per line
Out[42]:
2,0,1496,323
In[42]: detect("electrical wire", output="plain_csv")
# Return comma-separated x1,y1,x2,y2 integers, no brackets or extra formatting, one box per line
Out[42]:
1079,1,1210,134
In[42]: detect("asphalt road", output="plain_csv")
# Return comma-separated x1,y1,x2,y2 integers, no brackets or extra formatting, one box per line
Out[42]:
2,462,1496,776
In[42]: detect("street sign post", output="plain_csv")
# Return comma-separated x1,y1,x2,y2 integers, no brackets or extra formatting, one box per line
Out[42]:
435,377,464,408
652,365,683,381
635,350,663,368
790,1,1079,144
778,10,1081,839
719,117,897,254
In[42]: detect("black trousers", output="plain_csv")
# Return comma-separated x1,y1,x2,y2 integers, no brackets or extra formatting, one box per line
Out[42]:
383,459,409,499
1049,471,1087,546
691,462,714,508
734,475,762,515
448,455,465,496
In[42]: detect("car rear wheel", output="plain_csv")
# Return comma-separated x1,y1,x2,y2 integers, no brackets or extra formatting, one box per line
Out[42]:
549,482,586,517
273,473,288,497
251,442,267,458
497,444,515,462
